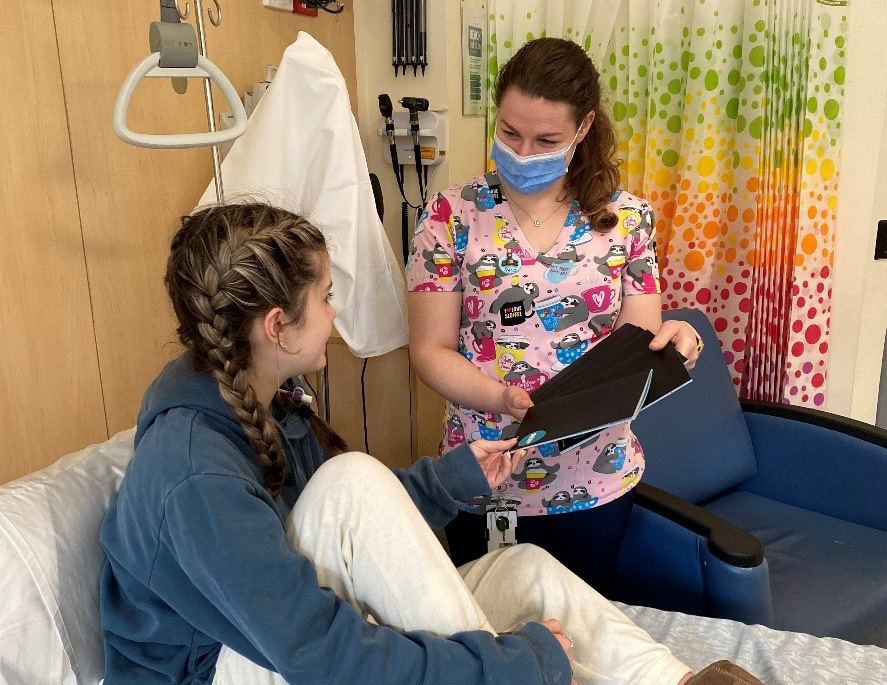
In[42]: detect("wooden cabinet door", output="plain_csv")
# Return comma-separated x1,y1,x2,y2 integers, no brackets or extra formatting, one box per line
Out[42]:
0,0,107,483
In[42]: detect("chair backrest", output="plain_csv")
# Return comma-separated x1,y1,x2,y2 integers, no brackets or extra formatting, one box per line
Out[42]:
0,429,135,685
631,308,757,502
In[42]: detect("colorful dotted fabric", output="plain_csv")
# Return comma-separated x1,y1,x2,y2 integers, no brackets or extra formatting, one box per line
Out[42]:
486,0,847,407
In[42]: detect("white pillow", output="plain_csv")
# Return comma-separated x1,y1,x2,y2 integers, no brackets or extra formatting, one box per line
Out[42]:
0,429,135,685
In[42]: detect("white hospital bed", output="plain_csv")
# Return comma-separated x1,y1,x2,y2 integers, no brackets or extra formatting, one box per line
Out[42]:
1,429,885,685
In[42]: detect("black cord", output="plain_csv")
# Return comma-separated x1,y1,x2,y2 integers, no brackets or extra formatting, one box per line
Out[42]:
414,141,425,204
360,358,370,454
392,158,421,210
302,375,318,399
401,201,410,265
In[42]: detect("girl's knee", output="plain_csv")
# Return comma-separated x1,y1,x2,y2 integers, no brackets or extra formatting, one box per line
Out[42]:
495,544,563,576
307,452,403,502
510,543,556,564
289,453,417,537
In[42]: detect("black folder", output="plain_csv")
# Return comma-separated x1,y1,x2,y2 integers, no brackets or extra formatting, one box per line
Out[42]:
514,324,692,450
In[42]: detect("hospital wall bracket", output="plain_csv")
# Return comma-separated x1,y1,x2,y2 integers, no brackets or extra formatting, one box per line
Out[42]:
376,109,446,167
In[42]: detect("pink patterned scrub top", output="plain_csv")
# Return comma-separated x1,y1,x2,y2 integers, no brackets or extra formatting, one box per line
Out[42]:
407,171,661,516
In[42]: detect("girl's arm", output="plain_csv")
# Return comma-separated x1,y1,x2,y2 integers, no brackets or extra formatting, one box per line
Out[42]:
408,291,533,418
393,439,520,530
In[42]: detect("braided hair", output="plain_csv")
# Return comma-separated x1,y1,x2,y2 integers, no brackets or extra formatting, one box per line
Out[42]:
165,203,346,496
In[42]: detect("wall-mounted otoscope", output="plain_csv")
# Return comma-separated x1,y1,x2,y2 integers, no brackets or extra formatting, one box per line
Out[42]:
378,94,401,188
398,96,429,112
377,94,446,263
399,97,429,202
379,93,395,141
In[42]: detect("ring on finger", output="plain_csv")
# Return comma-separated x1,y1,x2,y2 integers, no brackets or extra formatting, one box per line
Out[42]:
695,334,705,355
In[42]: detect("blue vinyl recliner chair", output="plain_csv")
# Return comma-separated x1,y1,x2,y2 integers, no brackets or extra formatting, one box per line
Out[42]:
611,308,887,647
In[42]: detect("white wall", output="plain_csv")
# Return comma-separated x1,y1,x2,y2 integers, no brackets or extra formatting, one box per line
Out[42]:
826,0,887,422
848,80,887,423
353,0,487,258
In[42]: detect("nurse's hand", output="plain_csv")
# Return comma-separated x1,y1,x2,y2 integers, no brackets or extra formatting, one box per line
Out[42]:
500,386,534,420
469,438,525,488
649,320,704,370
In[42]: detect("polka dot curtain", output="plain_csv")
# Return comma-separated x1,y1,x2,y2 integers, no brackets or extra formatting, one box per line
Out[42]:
486,0,847,407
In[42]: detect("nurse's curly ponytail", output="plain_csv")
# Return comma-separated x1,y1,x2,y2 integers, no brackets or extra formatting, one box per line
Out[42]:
165,203,347,497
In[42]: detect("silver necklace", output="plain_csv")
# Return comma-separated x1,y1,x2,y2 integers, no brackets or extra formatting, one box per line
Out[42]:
509,196,567,228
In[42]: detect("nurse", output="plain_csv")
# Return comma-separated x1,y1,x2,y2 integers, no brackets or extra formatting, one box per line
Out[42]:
407,37,703,589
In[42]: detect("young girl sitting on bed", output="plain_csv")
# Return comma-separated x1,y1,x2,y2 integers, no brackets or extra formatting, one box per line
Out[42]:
98,202,763,685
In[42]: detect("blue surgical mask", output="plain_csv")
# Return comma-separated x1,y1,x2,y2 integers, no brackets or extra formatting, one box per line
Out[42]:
490,127,581,195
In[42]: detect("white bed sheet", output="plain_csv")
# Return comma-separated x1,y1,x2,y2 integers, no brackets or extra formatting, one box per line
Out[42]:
618,602,887,685
213,603,887,685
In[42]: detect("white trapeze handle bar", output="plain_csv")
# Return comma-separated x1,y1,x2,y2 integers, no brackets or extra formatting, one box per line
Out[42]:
112,52,247,149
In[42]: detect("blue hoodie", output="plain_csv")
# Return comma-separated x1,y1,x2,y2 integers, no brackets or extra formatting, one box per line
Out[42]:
99,353,569,685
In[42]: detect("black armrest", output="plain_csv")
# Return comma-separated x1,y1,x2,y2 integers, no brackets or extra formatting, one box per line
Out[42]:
633,482,764,567
741,399,887,449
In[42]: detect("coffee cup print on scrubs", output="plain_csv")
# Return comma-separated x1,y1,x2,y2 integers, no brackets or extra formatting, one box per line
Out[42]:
538,245,584,285
433,250,453,281
493,213,512,248
504,361,550,393
495,335,530,378
534,295,565,332
550,333,588,372
471,332,496,362
420,245,455,283
525,468,548,491
581,285,614,313
445,413,465,447
447,216,469,254
472,413,504,440
544,261,579,284
593,245,628,280
512,456,560,492
489,277,540,327
568,223,593,246
477,266,497,293
464,295,483,319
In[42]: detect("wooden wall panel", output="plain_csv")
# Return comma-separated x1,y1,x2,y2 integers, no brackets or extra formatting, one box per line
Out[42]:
0,0,107,483
326,339,413,469
51,0,358,435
